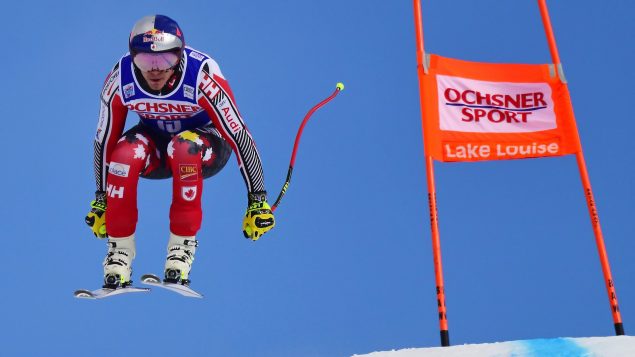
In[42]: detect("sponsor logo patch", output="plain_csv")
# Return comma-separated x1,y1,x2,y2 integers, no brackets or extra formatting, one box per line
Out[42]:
183,84,195,100
123,83,135,98
217,96,244,134
125,100,202,120
179,164,198,182
96,102,108,141
198,73,221,99
108,162,131,178
143,34,165,43
102,70,119,97
182,186,197,201
106,184,125,199
189,51,205,61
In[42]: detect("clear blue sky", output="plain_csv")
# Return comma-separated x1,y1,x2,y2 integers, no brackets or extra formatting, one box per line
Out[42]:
1,1,633,356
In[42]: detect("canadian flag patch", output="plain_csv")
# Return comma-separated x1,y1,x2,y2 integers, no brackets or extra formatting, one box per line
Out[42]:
182,186,197,201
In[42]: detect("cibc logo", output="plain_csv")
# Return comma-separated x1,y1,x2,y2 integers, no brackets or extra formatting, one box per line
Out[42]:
179,164,198,181
437,75,557,133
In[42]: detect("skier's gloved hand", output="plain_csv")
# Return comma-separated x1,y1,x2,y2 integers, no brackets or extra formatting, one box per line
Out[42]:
85,191,108,239
242,191,275,241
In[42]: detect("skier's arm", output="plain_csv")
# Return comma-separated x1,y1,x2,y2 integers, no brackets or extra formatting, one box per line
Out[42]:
197,60,274,240
196,61,266,194
94,63,128,193
86,63,128,239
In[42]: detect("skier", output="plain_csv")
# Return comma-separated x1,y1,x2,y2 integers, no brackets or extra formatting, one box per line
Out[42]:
84,15,275,289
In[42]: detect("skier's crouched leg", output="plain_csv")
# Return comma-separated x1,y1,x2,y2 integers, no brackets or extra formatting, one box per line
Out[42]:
167,131,208,236
166,129,230,236
106,131,156,237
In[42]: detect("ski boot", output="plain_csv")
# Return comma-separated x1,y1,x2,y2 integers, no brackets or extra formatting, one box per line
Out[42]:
103,235,136,289
164,233,198,286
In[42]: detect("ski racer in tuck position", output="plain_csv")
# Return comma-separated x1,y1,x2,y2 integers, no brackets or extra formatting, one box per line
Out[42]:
85,15,275,289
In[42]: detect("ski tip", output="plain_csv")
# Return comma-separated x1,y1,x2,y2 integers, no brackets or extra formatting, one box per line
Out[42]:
336,82,345,91
74,289,96,299
141,274,162,284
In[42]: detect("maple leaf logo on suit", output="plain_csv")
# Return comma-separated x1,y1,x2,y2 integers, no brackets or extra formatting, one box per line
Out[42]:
182,186,197,201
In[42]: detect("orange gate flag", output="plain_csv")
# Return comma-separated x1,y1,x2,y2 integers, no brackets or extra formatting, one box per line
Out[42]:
421,54,581,162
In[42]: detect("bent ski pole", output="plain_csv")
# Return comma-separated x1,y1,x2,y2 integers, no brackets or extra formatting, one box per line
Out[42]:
271,83,344,212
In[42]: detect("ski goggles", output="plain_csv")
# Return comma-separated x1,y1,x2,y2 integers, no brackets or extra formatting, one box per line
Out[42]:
133,52,180,72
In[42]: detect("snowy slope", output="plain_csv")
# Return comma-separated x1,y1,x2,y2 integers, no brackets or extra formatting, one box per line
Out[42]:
353,336,635,357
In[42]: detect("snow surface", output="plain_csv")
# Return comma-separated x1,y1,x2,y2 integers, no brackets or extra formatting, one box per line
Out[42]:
353,336,635,357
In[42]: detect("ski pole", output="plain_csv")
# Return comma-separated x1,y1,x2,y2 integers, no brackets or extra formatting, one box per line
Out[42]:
271,82,344,212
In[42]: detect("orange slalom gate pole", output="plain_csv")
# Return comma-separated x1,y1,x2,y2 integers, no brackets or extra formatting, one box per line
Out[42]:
414,0,450,347
537,0,624,335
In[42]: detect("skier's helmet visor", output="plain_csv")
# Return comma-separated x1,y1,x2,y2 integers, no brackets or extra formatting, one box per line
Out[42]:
133,52,180,72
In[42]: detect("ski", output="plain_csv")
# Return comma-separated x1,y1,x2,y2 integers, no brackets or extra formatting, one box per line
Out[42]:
141,274,203,298
74,286,150,299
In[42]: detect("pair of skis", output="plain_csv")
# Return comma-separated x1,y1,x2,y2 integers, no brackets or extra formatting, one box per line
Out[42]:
74,274,202,299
